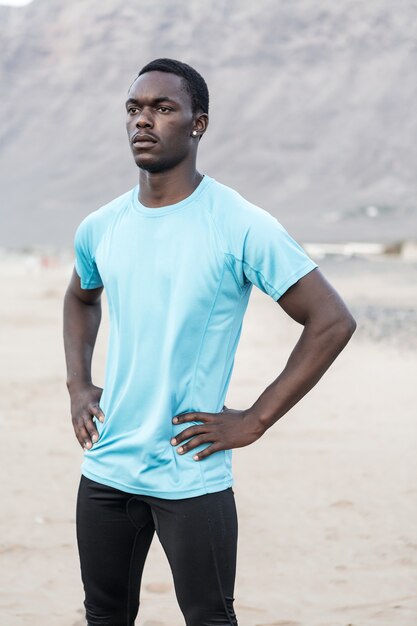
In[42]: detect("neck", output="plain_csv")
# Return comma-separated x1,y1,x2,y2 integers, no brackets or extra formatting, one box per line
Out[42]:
138,160,203,208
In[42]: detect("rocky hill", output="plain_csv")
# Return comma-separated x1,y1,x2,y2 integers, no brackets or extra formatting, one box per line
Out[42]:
1,0,416,247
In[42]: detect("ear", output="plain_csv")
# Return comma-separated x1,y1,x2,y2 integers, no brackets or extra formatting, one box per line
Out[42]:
192,112,209,140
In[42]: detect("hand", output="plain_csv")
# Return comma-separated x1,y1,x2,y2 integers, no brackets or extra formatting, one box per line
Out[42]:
69,384,105,451
170,406,265,461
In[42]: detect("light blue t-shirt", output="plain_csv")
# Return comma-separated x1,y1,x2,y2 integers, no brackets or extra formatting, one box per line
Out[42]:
74,175,317,498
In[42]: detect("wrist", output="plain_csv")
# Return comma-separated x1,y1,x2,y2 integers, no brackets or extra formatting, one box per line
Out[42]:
243,408,269,438
66,377,93,394
245,395,286,433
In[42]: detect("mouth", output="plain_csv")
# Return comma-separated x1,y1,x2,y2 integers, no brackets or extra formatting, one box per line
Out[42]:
131,132,158,148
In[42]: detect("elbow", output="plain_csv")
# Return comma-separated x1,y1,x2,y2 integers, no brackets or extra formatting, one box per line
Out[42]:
333,311,357,348
311,309,356,352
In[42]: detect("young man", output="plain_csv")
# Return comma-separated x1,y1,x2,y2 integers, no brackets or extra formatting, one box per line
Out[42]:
63,58,356,626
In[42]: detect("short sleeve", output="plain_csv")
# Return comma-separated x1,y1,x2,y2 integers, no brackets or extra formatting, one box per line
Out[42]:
73,216,103,290
241,208,318,300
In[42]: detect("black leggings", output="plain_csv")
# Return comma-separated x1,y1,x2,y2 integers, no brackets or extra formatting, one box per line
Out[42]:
76,474,239,626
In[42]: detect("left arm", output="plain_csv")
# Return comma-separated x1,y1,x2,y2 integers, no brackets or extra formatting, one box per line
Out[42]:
171,268,356,460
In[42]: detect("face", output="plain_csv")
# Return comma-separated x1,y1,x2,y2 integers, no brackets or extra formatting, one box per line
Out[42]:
125,71,204,173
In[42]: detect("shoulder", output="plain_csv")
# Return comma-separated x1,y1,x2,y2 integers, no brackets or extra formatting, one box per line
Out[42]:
205,177,285,252
74,187,134,249
77,187,134,233
207,177,280,227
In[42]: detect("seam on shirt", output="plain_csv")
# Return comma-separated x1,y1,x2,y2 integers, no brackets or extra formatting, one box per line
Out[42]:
218,284,251,400
74,258,101,290
230,255,317,299
189,262,227,491
217,286,249,484
75,210,119,290
189,260,227,410
220,254,279,299
241,258,280,298
207,209,246,293
223,451,233,487
275,261,318,298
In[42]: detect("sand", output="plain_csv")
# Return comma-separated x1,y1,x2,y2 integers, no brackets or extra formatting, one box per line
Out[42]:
0,253,416,626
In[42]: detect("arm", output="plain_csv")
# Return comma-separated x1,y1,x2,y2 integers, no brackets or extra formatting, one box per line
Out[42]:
63,268,105,450
246,267,357,432
170,268,356,460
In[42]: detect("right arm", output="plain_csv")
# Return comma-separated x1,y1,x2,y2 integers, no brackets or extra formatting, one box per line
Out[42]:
63,268,105,450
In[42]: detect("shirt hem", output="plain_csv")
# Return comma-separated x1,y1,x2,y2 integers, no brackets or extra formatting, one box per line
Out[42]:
275,260,318,299
74,261,103,290
81,467,234,499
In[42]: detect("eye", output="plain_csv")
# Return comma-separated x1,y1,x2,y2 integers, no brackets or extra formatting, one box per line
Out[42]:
157,106,171,113
127,107,139,115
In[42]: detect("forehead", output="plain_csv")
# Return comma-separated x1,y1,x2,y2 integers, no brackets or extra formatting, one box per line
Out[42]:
127,71,190,106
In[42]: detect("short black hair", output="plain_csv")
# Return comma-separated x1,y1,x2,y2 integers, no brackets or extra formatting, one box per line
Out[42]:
135,58,209,115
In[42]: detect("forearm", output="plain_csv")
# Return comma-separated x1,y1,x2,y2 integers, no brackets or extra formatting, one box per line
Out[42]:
247,315,356,433
63,289,102,392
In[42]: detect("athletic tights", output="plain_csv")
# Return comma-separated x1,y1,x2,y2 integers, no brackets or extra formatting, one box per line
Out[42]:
76,474,239,626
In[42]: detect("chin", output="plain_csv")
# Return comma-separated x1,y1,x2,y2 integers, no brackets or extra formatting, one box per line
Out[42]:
137,161,164,174
136,155,177,174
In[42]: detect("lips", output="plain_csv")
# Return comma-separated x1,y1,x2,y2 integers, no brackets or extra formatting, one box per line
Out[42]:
131,132,157,144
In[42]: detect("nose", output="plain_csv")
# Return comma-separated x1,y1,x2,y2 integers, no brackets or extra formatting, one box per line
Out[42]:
135,107,153,129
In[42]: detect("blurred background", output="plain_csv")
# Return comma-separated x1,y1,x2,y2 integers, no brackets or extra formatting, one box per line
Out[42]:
0,0,416,247
0,1,416,625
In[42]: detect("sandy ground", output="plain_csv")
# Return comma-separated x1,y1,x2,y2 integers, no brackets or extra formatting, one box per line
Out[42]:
0,253,416,626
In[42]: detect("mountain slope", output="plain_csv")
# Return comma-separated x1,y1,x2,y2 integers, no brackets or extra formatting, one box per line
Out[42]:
1,0,416,247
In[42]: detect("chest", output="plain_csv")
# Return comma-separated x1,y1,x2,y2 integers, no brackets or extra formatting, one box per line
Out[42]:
95,212,226,307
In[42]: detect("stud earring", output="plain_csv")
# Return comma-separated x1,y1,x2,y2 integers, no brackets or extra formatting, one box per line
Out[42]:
192,130,198,136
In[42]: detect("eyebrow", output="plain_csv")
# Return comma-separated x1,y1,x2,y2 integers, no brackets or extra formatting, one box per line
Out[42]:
125,96,178,107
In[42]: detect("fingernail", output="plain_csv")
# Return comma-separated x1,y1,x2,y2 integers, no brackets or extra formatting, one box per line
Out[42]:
193,455,199,461
173,417,178,423
92,435,98,443
177,447,183,454
171,438,176,445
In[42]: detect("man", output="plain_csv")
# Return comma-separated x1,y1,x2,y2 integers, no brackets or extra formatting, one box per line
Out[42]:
63,58,356,626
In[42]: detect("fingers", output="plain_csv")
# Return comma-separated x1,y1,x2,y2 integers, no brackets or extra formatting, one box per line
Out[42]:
170,424,207,446
192,443,220,461
73,404,104,450
172,411,210,425
171,412,223,460
171,433,221,459
89,401,105,424
83,413,100,447
73,414,95,450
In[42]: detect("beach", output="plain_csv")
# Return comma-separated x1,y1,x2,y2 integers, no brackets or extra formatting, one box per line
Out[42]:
0,252,416,626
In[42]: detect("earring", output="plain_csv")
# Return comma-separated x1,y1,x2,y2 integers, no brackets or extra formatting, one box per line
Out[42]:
192,130,198,136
